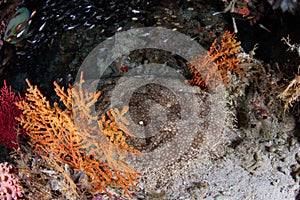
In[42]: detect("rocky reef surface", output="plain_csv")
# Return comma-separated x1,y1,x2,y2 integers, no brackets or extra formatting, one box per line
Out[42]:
0,0,300,199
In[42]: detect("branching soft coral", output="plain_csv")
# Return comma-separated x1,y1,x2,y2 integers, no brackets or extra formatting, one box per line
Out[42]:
0,80,26,150
188,30,244,90
16,73,141,198
209,30,244,84
279,74,300,113
188,53,222,91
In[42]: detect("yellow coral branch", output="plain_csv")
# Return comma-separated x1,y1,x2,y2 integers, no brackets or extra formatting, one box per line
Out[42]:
16,72,141,198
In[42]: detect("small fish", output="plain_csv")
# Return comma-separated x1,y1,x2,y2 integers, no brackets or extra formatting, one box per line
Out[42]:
67,24,79,30
84,21,91,26
132,9,141,13
88,24,95,30
4,7,35,44
16,29,26,38
39,22,46,31
259,24,271,32
30,10,37,18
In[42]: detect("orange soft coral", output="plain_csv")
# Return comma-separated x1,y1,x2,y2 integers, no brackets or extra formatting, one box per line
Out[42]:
188,53,222,91
208,30,243,84
188,30,243,90
16,73,141,198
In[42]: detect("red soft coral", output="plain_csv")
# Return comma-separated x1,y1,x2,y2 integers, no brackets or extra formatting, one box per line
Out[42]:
0,81,25,150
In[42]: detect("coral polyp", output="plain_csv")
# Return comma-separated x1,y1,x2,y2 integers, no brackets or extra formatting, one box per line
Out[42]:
0,162,24,200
